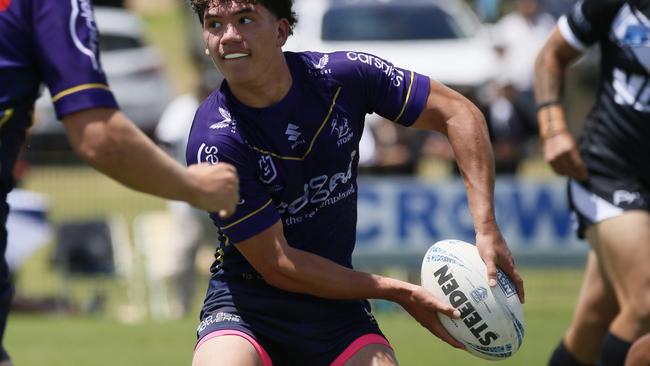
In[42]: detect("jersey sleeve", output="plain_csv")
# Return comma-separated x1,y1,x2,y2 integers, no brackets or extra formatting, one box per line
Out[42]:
186,100,280,243
559,0,623,50
32,0,118,119
327,51,430,127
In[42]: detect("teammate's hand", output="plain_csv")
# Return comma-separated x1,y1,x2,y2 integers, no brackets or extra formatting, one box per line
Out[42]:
399,285,465,349
187,162,240,217
476,230,525,304
543,131,588,181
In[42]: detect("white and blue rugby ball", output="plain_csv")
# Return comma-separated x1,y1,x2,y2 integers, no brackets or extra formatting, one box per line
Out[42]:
420,239,525,360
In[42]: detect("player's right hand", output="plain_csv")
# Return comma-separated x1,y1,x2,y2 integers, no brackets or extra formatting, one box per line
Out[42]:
187,162,240,217
399,285,465,349
543,131,588,181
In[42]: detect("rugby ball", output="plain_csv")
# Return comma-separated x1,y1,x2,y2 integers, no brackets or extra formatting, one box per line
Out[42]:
420,239,525,360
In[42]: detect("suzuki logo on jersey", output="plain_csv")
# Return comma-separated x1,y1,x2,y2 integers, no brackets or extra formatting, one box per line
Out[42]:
286,123,306,149
197,143,219,165
70,0,101,71
0,0,12,11
210,107,234,131
346,52,404,87
258,155,277,184
330,115,354,147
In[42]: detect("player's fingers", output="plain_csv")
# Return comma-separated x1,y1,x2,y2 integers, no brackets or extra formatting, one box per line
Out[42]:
218,208,233,219
484,256,498,288
430,319,465,349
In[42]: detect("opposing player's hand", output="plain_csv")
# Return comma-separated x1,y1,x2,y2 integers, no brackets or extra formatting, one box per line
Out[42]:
187,163,240,217
399,285,465,349
543,131,588,181
476,231,525,304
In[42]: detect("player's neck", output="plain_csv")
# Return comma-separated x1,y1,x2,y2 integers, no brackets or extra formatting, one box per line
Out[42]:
228,56,292,109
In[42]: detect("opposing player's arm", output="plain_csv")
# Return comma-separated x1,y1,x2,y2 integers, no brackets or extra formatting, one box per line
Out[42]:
534,27,587,181
62,107,239,216
234,220,463,348
410,79,524,303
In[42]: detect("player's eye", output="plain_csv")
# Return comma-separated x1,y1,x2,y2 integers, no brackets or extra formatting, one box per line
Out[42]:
239,16,253,25
206,20,222,30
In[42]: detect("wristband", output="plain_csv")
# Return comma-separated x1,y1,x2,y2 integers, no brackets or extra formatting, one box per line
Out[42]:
536,100,561,112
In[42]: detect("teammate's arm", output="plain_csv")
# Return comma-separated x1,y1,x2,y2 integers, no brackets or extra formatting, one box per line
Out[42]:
235,220,464,349
534,27,587,181
410,79,525,303
63,107,239,216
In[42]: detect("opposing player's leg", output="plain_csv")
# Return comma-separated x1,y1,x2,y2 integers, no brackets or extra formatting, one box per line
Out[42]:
550,250,618,365
587,211,650,364
624,333,650,366
192,331,270,366
329,334,397,366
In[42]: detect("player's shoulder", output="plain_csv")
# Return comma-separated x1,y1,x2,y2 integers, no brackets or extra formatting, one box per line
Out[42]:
191,90,245,149
288,50,391,84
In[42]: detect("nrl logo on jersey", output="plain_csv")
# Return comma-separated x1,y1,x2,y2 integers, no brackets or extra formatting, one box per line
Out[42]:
210,107,236,132
70,0,102,71
258,155,278,184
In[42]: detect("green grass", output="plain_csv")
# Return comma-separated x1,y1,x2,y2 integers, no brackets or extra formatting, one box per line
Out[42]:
5,268,582,366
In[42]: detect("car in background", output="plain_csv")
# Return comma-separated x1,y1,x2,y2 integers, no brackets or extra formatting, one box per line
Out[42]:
28,6,174,161
285,0,498,103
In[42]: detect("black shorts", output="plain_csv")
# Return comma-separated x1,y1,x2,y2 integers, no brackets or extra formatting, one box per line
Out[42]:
568,171,650,239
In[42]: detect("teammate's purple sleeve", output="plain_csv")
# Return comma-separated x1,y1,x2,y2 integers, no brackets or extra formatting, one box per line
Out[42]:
32,0,118,119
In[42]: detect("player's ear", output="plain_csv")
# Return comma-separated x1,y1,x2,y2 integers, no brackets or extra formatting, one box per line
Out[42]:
276,19,290,47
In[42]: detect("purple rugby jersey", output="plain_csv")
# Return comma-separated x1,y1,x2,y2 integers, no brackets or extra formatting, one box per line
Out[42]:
0,0,117,194
188,51,430,279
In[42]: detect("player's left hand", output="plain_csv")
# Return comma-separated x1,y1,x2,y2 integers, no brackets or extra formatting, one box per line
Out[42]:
476,230,525,304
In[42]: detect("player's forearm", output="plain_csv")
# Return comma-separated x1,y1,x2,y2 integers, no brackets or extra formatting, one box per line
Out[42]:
445,100,498,235
533,30,576,138
64,109,199,204
264,245,417,303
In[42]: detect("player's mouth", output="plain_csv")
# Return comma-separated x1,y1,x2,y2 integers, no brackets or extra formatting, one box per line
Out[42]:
223,53,249,60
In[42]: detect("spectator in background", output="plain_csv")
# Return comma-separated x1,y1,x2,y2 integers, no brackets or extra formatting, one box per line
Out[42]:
154,68,224,316
0,1,239,364
493,0,556,100
488,0,555,173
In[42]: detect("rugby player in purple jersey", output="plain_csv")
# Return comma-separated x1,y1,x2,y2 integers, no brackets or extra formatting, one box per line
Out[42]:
188,1,524,365
0,1,240,364
536,1,650,365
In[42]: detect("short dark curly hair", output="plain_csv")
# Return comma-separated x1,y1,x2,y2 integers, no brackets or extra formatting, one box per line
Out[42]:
189,0,298,34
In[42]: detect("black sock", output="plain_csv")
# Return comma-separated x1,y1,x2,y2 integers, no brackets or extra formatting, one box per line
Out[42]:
549,340,589,366
598,332,631,366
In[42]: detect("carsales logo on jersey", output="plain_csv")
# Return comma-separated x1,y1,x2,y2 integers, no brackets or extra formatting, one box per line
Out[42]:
346,52,404,87
0,0,12,11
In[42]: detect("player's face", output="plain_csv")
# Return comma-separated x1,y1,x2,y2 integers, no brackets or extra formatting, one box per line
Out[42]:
203,1,289,85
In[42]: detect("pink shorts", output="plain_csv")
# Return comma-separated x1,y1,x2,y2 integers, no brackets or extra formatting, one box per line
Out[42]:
195,330,392,366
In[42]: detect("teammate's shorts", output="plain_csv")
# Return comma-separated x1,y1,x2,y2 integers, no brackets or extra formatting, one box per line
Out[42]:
195,276,391,366
568,168,650,239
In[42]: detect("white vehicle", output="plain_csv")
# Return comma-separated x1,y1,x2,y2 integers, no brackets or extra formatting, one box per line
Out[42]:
31,6,174,138
286,0,498,102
